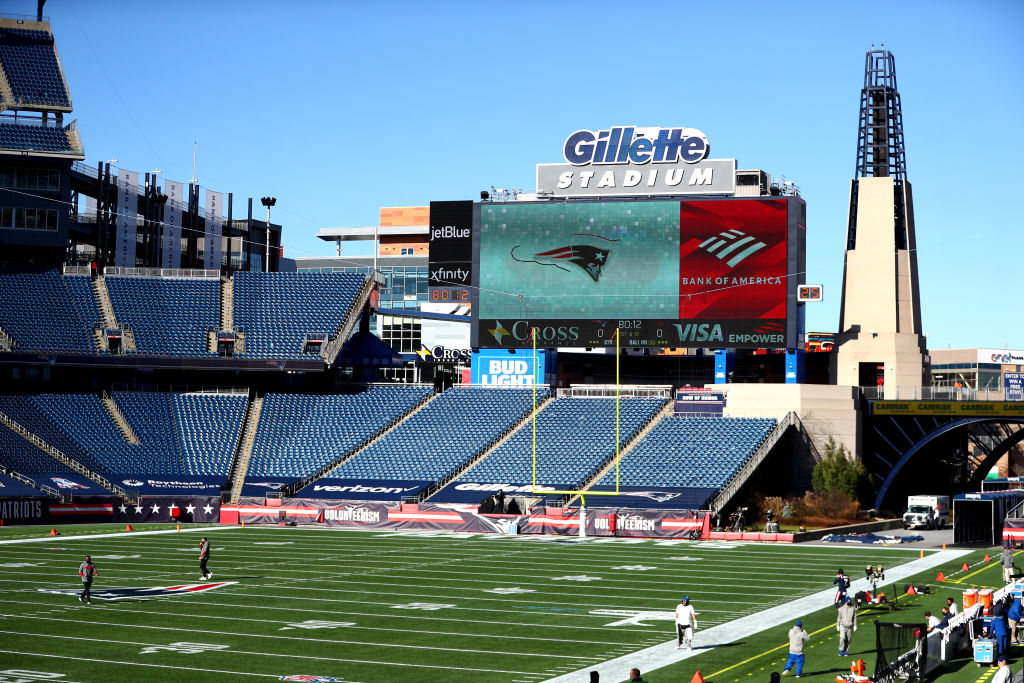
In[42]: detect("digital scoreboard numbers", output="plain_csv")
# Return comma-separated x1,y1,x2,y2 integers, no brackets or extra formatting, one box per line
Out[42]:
797,284,823,302
430,287,470,303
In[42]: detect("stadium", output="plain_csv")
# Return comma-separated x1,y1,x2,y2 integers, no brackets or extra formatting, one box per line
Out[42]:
1,5,1024,683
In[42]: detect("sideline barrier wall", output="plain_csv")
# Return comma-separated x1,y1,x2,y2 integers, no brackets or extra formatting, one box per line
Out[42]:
224,498,716,539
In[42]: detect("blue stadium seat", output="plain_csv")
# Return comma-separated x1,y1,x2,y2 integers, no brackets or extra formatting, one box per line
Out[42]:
0,270,95,353
106,276,219,357
0,27,71,108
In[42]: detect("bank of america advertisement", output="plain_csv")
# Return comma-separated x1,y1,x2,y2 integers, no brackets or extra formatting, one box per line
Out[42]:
472,198,802,349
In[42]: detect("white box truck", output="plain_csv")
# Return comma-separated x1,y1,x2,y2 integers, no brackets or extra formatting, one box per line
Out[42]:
903,495,950,530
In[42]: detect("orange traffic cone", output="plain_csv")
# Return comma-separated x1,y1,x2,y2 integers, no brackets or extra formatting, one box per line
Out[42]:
936,572,946,581
962,562,970,571
690,672,704,683
852,659,866,676
48,528,58,536
125,524,133,531
984,554,991,562
906,585,917,595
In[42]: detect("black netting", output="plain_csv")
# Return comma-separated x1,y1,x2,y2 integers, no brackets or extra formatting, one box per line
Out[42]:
874,621,926,682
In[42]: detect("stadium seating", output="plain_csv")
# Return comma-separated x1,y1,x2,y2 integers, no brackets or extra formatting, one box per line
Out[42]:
332,386,547,481
0,392,247,478
63,274,104,344
0,122,73,152
0,419,82,477
248,387,432,478
233,272,365,358
597,415,777,488
464,396,665,488
106,276,219,356
0,270,95,353
0,27,71,108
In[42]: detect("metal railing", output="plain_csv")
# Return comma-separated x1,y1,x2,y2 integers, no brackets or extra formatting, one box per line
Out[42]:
62,264,91,276
709,411,798,514
103,266,219,279
557,384,674,399
858,385,1007,401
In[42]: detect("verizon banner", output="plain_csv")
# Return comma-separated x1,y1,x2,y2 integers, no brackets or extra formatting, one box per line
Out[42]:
162,180,183,269
204,189,223,271
114,169,138,267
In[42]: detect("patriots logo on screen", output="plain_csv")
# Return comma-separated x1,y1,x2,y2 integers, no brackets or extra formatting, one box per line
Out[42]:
37,581,236,601
697,229,768,268
511,234,618,283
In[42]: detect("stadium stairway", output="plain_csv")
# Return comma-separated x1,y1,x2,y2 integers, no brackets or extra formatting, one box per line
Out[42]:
92,274,118,330
0,409,128,498
225,392,263,503
0,326,13,352
281,387,436,497
212,275,235,354
563,397,676,506
100,391,140,444
321,275,377,365
418,391,556,503
709,411,799,514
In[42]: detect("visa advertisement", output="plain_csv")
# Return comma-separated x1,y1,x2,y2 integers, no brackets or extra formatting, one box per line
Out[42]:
473,198,801,349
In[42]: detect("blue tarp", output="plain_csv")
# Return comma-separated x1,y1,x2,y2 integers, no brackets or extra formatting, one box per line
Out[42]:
0,472,46,497
821,532,925,544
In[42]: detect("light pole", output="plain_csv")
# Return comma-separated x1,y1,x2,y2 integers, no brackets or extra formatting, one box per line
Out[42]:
260,196,276,272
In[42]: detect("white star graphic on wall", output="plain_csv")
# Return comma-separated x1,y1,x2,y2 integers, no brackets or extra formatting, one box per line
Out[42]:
185,504,196,515
151,504,161,513
202,504,214,515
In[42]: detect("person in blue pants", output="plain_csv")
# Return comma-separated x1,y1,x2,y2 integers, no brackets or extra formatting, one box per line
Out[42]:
781,620,810,676
991,614,1011,662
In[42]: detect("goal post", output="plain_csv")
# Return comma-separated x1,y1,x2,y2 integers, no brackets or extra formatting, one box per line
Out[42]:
531,328,622,498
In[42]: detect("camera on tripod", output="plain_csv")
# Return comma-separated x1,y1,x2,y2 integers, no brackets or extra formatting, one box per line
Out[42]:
727,507,748,532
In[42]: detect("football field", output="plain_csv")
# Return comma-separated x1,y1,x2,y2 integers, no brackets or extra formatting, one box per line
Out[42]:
0,524,991,682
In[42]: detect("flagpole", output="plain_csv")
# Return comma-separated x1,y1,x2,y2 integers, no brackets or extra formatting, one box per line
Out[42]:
532,326,537,492
615,327,620,494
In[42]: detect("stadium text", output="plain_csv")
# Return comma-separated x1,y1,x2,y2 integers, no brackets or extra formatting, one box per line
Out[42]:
556,167,713,190
313,484,420,494
673,323,724,343
729,333,785,344
563,126,709,165
0,499,43,519
430,267,470,282
618,516,656,531
455,482,557,493
680,276,783,286
432,225,470,239
323,507,381,523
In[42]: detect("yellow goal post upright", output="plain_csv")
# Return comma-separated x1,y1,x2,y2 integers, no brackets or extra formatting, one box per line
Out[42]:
531,327,622,506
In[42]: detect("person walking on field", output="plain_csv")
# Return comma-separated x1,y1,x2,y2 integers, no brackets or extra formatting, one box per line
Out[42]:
1002,547,1017,583
781,620,810,677
199,536,212,580
675,595,698,650
78,555,97,604
837,596,857,656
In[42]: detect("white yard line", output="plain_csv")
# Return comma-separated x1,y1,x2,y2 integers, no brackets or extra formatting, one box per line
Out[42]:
539,548,971,683
0,525,229,545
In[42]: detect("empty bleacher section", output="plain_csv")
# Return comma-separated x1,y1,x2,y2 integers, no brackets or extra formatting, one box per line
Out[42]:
233,272,366,359
0,270,96,353
63,273,105,351
0,419,82,477
0,25,71,109
0,392,247,480
106,275,219,356
0,121,74,152
451,396,666,491
597,416,777,490
332,387,547,483
247,387,433,478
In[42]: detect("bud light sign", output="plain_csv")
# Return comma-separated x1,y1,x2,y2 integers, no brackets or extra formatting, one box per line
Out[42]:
470,348,546,385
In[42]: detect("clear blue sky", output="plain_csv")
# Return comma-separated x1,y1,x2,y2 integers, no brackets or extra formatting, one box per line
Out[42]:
33,0,1023,350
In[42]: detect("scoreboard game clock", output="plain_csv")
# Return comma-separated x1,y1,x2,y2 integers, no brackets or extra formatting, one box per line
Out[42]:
429,287,471,303
797,284,823,302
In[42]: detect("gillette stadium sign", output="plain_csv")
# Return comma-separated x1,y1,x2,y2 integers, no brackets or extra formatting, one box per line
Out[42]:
538,126,735,198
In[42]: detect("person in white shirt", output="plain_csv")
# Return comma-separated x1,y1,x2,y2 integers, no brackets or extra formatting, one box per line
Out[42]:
946,597,958,617
992,655,1012,683
675,596,697,650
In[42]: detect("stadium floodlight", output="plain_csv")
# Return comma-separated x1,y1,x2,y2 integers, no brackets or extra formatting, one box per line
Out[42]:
261,196,277,272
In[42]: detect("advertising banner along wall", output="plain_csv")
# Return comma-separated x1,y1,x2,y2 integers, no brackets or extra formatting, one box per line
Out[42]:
162,179,183,269
114,169,138,267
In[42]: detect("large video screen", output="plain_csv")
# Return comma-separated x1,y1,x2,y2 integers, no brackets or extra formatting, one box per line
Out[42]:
474,198,801,348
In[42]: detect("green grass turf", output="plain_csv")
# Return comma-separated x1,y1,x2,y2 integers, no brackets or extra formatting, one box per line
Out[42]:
0,525,1010,682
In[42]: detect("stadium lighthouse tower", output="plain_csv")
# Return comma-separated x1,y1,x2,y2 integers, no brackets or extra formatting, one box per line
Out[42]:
835,49,927,396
